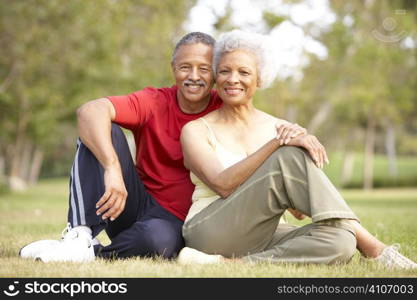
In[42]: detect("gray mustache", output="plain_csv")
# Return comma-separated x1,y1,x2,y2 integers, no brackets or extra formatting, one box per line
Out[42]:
183,80,206,87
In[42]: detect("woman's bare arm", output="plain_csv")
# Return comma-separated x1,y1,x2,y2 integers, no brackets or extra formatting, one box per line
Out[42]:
181,120,283,198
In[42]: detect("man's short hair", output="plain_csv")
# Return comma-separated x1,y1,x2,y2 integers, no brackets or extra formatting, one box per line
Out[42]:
172,32,216,64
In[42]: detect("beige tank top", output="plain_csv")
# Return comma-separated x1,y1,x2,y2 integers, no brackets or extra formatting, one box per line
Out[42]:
185,118,289,224
185,118,247,223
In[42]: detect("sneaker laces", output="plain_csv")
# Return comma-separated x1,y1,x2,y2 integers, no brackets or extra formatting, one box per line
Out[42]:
61,223,77,240
375,244,417,270
60,223,92,247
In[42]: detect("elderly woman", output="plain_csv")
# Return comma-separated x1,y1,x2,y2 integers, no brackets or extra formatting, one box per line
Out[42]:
179,30,416,269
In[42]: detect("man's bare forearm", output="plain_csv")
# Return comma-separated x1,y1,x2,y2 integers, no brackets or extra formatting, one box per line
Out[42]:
76,98,118,169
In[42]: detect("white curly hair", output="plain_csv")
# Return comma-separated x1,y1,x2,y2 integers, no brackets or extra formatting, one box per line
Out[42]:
213,30,278,89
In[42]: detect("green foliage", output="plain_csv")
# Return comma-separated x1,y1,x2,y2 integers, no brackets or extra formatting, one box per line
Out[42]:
263,11,286,29
0,0,195,179
320,2,415,137
253,0,417,186
213,1,236,32
399,134,417,155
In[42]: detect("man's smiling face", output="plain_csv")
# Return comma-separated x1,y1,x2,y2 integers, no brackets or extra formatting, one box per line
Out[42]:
172,43,214,111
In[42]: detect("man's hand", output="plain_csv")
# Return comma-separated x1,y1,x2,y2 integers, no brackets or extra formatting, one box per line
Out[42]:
95,163,128,221
276,123,307,146
287,134,329,169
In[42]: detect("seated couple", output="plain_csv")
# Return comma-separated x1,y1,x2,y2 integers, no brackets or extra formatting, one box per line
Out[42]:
20,30,416,270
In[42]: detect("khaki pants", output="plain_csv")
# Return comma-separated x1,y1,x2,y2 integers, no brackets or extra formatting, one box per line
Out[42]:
183,146,359,264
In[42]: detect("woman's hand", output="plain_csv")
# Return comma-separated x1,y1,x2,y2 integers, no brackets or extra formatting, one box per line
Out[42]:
288,208,306,220
287,134,329,169
275,123,307,146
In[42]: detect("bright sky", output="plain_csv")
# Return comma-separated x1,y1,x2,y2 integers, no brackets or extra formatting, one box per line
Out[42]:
184,0,336,80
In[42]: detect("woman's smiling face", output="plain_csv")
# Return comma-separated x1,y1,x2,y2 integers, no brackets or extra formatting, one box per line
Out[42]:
215,49,259,105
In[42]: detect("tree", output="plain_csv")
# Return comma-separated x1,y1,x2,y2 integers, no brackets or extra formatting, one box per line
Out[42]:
286,0,416,189
0,0,194,190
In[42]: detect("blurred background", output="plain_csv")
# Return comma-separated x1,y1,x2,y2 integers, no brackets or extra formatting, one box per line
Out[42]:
0,0,416,193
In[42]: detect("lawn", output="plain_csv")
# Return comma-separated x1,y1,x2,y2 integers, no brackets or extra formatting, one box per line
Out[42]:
0,178,416,277
324,152,417,188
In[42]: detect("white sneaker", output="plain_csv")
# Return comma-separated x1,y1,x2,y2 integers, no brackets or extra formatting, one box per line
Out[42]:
177,247,223,265
373,244,417,270
19,240,61,259
35,224,97,263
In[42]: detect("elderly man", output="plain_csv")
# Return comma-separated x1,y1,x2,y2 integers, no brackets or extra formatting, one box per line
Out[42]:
20,32,223,262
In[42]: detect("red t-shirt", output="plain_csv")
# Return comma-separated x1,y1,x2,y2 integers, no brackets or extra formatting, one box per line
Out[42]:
108,85,222,221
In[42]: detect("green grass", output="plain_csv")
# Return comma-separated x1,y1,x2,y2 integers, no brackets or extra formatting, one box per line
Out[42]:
0,178,416,277
323,152,417,188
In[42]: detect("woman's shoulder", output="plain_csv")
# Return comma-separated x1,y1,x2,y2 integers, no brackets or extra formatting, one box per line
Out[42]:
185,110,218,128
200,109,220,122
182,118,204,135
181,111,218,138
256,110,289,125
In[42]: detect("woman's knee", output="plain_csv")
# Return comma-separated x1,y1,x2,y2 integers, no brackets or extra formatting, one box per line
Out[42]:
330,228,357,263
262,146,310,174
274,146,307,160
263,146,307,169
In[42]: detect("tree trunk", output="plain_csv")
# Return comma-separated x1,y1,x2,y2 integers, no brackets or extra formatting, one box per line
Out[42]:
28,147,44,185
0,154,5,185
385,123,398,177
341,151,355,187
9,129,27,191
363,116,376,190
307,101,332,134
285,105,298,123
19,139,33,182
8,96,30,191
